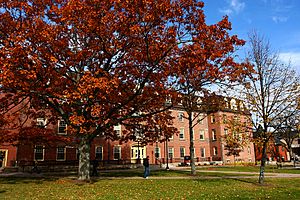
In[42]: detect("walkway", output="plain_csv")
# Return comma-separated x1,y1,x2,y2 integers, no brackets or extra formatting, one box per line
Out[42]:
1,167,300,179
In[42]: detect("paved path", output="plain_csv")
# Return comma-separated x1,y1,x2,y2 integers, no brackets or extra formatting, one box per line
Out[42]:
1,168,300,179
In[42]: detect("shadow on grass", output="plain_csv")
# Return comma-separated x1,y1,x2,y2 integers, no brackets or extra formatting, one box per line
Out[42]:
0,177,58,185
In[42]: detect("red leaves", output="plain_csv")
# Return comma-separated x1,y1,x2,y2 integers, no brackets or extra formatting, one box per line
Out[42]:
0,0,251,148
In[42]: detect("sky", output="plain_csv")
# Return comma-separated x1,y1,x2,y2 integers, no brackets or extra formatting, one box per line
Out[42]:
202,0,300,72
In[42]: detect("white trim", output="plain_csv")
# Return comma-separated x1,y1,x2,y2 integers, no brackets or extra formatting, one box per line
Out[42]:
95,146,103,160
113,146,122,160
34,145,45,161
56,146,66,161
58,119,67,135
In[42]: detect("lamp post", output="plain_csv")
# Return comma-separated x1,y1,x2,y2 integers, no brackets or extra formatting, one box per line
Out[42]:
166,136,169,170
134,124,143,164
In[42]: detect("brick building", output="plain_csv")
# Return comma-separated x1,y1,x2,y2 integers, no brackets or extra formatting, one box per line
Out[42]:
0,97,256,170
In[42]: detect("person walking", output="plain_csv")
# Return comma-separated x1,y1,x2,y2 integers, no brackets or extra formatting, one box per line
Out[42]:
143,156,150,179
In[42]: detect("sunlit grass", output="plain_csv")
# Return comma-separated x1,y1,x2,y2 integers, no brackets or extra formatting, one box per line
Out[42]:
0,177,299,199
197,165,300,174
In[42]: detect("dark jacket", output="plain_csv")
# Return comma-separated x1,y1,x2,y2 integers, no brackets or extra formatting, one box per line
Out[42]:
143,158,149,167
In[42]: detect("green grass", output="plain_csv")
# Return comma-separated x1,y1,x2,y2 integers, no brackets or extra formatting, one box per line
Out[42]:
197,165,300,174
99,169,256,178
0,177,299,199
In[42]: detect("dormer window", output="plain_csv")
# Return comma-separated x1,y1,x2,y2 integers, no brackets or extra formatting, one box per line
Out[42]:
36,118,46,128
58,119,67,135
178,112,184,122
230,99,238,110
114,125,122,137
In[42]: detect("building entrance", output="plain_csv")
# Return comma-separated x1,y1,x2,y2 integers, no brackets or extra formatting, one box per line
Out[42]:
131,144,146,164
0,150,7,168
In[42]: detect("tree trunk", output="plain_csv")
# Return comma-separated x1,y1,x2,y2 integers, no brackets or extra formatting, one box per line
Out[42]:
78,138,91,181
289,148,296,168
258,142,267,184
189,113,196,175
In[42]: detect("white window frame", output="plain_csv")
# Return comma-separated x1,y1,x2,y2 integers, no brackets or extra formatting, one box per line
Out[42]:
95,146,103,160
179,128,185,140
213,147,218,156
58,119,67,135
37,118,47,127
200,148,205,158
224,129,228,136
154,147,160,158
211,115,215,123
178,112,184,122
212,129,217,141
180,147,185,158
114,125,122,137
113,146,121,160
34,145,45,161
200,130,205,140
198,114,204,124
56,146,66,161
168,147,174,159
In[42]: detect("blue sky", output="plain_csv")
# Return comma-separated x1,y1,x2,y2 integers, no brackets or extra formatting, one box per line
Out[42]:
202,0,300,71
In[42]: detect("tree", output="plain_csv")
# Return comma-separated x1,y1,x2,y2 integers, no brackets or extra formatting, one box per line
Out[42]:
172,19,250,174
0,0,250,180
238,31,300,184
276,116,300,166
223,112,251,165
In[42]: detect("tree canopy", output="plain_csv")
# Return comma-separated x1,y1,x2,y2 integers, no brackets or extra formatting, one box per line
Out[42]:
0,0,251,180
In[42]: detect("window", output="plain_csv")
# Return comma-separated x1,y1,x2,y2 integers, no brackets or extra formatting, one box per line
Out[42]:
225,99,230,108
95,146,103,160
34,145,44,161
231,99,237,110
199,130,205,140
113,146,121,160
179,128,185,140
212,129,217,141
192,129,195,141
223,114,227,124
224,129,228,136
114,125,122,137
193,148,196,158
211,115,215,123
36,118,46,127
180,147,185,158
56,146,66,161
76,148,80,160
240,102,244,111
233,115,239,122
198,114,204,124
58,119,67,134
247,146,251,155
168,147,174,159
155,147,160,158
213,147,218,156
178,112,184,122
200,148,205,158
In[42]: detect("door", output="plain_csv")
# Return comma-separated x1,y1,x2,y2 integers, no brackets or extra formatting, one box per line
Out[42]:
0,150,8,168
131,145,146,163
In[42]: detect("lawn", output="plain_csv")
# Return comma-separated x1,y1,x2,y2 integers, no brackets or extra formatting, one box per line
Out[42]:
197,165,300,174
0,177,299,199
99,168,257,178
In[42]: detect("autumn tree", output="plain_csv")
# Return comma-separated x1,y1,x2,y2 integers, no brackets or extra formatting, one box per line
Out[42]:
223,113,251,165
236,31,300,184
172,21,250,174
0,0,250,180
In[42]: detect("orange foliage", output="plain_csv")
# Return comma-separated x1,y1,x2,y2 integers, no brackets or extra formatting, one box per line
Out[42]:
0,0,251,145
